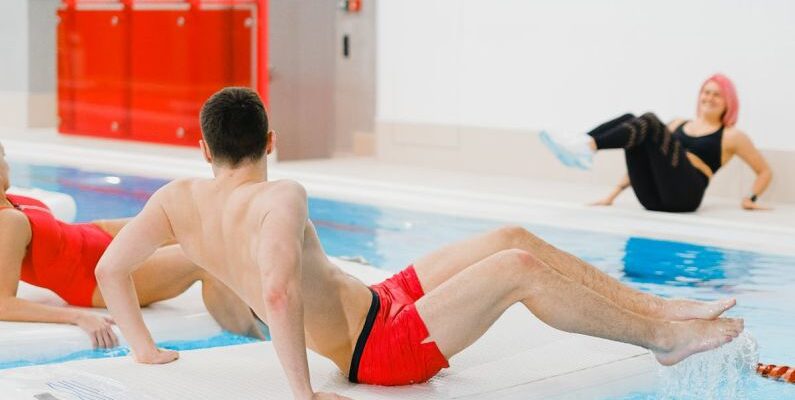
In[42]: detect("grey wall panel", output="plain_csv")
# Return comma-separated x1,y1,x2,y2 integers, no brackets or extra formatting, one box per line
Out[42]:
28,0,59,93
334,2,376,155
0,0,29,92
269,0,336,161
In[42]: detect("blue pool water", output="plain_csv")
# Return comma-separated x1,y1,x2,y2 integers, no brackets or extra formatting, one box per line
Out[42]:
7,162,795,398
0,332,259,370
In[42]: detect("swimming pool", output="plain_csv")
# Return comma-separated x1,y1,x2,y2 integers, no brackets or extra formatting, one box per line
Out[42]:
7,161,795,398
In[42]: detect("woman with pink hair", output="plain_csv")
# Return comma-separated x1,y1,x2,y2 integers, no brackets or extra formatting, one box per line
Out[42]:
540,74,773,212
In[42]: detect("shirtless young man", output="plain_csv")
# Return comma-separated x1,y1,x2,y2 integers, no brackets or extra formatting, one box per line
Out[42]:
96,87,744,399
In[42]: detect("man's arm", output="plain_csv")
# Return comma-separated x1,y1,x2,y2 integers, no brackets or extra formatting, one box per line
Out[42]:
257,182,315,399
95,184,178,363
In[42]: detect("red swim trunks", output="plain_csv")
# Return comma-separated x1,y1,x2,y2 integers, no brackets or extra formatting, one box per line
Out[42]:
349,265,449,386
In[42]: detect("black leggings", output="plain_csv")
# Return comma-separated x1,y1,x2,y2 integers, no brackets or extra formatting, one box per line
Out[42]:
587,113,708,212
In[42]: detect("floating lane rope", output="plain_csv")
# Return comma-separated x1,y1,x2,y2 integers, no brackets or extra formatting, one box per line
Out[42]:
756,363,795,384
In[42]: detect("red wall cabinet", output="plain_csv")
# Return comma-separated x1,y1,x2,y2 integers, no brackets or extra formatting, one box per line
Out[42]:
57,0,267,146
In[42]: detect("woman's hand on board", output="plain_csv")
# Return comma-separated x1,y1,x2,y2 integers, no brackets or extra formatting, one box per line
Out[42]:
74,312,118,349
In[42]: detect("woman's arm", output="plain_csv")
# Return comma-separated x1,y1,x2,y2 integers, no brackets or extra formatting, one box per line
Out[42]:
591,174,630,206
0,210,118,348
729,130,773,210
0,297,118,348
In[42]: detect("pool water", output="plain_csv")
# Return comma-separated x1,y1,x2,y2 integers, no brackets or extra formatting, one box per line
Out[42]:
8,162,795,398
0,332,259,370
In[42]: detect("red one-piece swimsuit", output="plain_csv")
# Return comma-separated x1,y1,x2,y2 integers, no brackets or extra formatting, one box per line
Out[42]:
1,194,113,307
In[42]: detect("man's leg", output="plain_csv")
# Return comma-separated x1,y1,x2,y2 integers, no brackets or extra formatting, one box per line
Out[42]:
414,249,743,366
91,245,264,339
413,226,734,320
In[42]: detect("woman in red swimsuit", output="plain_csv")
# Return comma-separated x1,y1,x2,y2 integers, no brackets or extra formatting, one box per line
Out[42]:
0,142,260,349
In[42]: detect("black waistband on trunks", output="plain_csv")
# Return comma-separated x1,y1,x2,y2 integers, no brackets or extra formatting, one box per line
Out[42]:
348,287,380,383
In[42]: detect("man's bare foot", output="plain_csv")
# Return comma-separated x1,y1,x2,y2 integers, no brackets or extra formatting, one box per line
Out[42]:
653,317,744,366
660,298,736,321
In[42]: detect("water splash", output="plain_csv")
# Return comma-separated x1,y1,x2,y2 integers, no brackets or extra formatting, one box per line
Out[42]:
657,331,759,400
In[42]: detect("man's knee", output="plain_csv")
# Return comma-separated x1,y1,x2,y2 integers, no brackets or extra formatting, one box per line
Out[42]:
496,249,545,275
194,268,215,284
493,225,537,246
493,249,548,298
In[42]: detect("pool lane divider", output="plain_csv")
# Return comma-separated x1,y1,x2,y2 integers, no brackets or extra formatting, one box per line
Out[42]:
756,363,795,384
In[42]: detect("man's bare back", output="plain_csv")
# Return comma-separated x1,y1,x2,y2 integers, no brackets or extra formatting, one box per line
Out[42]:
160,177,372,371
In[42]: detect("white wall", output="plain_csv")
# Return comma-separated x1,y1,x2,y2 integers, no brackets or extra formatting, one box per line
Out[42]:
0,1,28,92
28,0,58,95
0,0,30,127
0,0,58,128
377,0,795,150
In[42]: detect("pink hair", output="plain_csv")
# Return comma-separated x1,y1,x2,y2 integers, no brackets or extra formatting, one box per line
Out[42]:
699,73,739,127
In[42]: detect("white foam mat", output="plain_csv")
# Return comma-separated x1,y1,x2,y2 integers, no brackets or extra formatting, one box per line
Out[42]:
0,259,385,366
0,283,220,366
0,260,656,399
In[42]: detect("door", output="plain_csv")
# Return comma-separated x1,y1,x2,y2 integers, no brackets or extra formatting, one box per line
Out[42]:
268,0,336,161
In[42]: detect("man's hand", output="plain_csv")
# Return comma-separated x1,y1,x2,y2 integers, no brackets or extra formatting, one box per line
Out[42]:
95,184,178,363
312,392,353,400
741,198,771,211
74,313,118,349
132,347,179,364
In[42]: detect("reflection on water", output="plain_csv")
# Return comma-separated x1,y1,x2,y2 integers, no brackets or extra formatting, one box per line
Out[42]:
0,332,259,369
622,237,732,287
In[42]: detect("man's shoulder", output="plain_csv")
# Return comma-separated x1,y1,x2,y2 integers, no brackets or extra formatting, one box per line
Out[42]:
154,178,203,198
258,179,306,199
253,180,307,210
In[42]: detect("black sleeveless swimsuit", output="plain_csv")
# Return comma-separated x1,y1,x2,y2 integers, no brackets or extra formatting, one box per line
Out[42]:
673,122,724,174
586,113,720,212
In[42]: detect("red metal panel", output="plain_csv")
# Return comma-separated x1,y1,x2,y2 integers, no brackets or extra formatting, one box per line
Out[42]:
128,4,195,145
187,4,233,143
59,2,129,139
231,4,256,89
57,0,266,146
57,5,76,134
256,0,268,105
189,0,259,110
